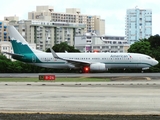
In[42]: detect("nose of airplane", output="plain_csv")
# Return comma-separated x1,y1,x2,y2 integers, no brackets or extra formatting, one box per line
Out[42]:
153,59,159,66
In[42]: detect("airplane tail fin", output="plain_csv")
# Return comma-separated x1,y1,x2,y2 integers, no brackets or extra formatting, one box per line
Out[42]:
8,26,33,54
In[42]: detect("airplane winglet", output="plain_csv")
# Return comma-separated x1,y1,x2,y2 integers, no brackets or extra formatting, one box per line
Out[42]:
49,47,92,65
50,47,65,60
50,47,58,58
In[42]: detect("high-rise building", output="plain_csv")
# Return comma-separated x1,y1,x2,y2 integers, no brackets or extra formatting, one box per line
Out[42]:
0,20,9,42
28,6,105,35
125,8,152,44
0,16,19,42
4,15,19,21
9,20,86,51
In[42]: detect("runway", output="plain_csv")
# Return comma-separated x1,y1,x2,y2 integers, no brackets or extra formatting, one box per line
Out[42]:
0,80,160,115
0,73,160,78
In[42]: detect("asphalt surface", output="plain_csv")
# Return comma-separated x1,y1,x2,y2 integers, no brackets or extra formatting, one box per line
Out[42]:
0,73,160,119
0,113,160,120
0,81,160,115
0,73,160,78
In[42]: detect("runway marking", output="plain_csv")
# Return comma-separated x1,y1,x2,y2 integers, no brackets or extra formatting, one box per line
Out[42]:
0,83,159,87
145,77,151,80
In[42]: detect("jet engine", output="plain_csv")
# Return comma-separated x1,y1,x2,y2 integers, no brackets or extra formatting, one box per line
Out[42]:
90,63,107,71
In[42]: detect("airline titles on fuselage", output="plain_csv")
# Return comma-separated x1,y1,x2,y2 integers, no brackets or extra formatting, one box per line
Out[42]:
110,55,129,58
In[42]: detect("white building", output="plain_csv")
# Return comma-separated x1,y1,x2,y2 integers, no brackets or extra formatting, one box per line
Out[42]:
9,20,86,51
28,6,105,35
0,20,9,42
125,8,152,44
0,41,12,59
0,16,19,42
75,34,130,53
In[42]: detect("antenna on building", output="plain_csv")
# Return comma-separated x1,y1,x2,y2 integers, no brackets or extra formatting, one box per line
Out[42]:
5,18,9,21
49,8,53,12
91,30,97,36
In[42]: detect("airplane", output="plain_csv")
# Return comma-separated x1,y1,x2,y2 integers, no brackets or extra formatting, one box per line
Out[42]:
4,25,159,73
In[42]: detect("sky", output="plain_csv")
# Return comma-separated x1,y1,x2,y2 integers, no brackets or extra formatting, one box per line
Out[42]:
0,0,160,36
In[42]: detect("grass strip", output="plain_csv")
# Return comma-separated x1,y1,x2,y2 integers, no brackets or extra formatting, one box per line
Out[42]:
0,77,110,82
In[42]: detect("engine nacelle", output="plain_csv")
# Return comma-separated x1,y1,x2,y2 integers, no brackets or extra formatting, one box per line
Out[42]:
142,67,149,70
90,63,107,71
68,64,76,69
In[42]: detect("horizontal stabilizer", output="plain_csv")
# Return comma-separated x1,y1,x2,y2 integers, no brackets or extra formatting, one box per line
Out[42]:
3,52,24,58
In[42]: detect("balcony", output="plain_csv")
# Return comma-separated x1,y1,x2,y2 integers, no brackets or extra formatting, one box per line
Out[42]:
4,31,7,35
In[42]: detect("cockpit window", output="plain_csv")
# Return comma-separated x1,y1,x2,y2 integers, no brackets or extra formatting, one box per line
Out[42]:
147,57,151,59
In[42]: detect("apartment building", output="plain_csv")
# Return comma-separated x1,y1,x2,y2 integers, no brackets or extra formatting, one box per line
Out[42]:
4,16,19,21
75,34,129,53
9,20,86,51
0,21,9,42
0,41,12,59
28,6,105,35
0,16,19,42
125,8,152,44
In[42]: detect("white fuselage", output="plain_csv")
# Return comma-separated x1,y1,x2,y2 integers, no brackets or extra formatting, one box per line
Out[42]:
30,52,158,70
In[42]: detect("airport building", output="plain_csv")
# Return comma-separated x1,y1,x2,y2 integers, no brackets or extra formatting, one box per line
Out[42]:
28,6,105,35
125,8,152,44
75,34,129,53
9,20,86,51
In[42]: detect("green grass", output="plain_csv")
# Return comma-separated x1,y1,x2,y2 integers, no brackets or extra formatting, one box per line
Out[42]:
0,77,110,82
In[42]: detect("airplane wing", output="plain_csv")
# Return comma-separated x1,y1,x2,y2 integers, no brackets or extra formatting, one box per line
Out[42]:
50,48,91,65
3,52,24,58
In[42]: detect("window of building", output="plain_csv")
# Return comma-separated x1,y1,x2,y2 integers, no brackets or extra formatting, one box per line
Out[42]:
113,41,116,44
87,36,91,39
3,47,7,50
